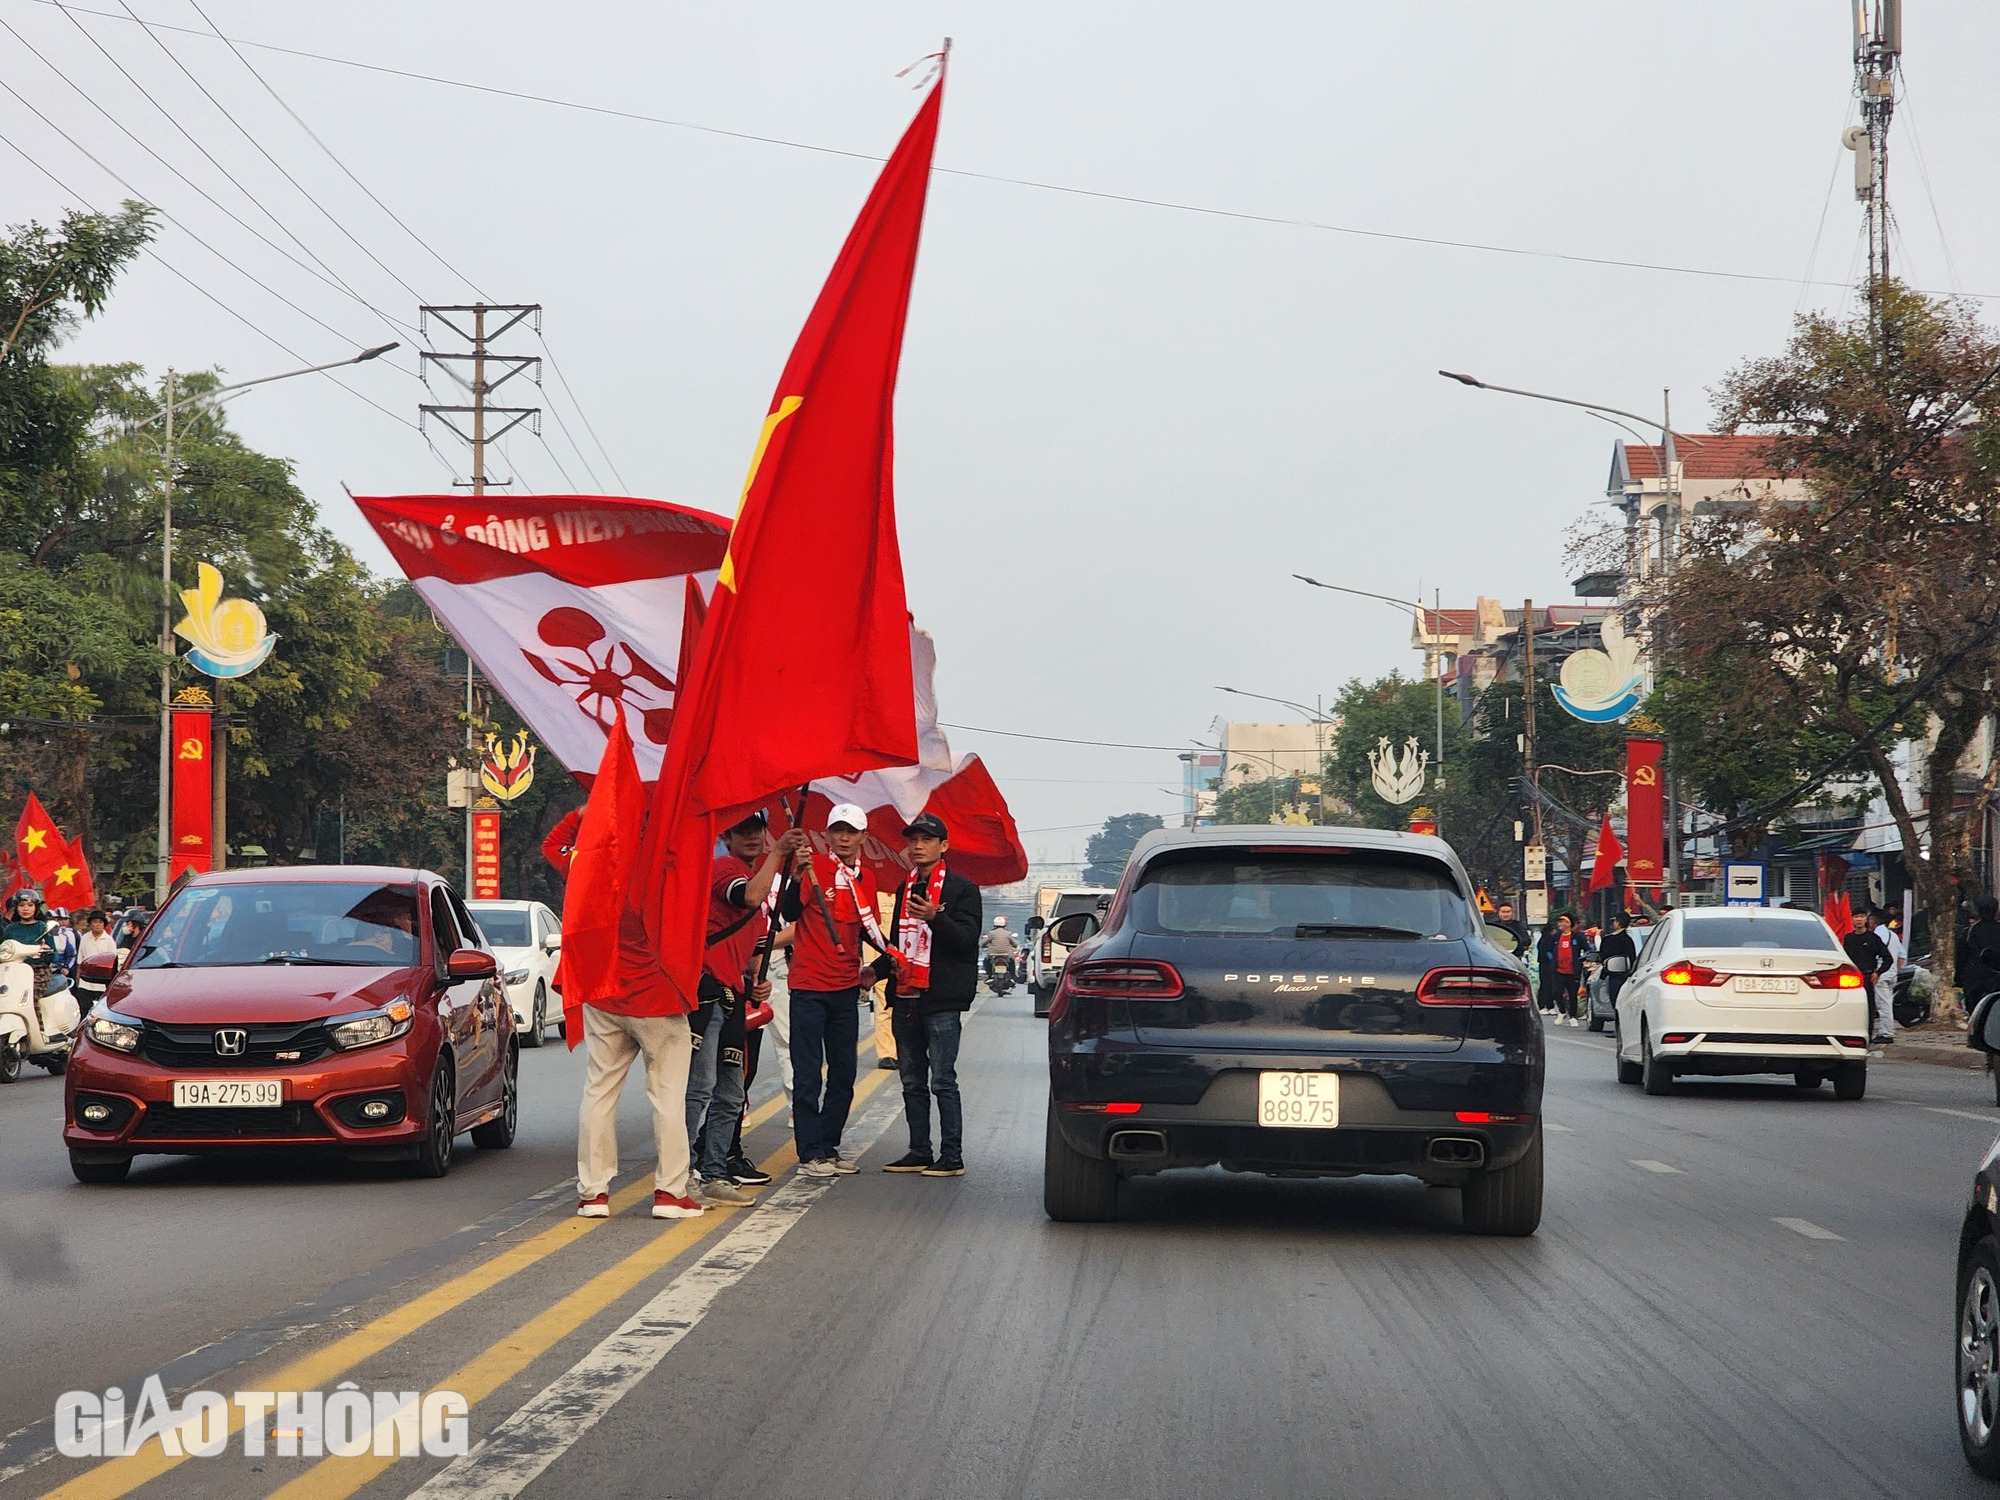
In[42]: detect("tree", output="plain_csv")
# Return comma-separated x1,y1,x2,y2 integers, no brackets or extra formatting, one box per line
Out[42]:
0,202,154,366
1666,282,2000,1011
1083,812,1162,886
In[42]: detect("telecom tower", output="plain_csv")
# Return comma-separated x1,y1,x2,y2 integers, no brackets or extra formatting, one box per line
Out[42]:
1844,1,1901,331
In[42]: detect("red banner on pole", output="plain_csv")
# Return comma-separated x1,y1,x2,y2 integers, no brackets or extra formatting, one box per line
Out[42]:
472,809,501,899
1624,736,1665,889
169,709,213,884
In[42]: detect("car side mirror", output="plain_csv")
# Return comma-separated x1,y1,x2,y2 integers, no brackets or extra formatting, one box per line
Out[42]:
543,933,562,953
447,948,498,981
1024,917,1044,935
1484,920,1524,957
1049,912,1100,947
79,954,120,983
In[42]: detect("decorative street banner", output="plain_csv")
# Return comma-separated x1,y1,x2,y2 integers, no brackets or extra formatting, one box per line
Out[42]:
169,709,213,882
472,809,501,899
481,732,537,802
1624,735,1665,889
1368,735,1429,805
1554,613,1645,723
174,562,276,678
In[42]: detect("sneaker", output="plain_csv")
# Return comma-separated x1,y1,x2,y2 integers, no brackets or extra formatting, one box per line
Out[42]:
828,1153,861,1175
883,1152,934,1173
652,1191,705,1219
700,1177,754,1206
727,1157,773,1186
799,1157,841,1178
576,1193,611,1219
876,1056,900,1070
921,1157,965,1177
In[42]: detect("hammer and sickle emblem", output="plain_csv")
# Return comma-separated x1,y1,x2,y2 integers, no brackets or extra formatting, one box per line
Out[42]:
1631,765,1658,787
178,737,205,761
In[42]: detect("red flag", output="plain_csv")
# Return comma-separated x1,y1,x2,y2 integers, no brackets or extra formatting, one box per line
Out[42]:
45,831,95,908
635,78,945,1008
15,793,66,887
561,713,648,1045
1589,815,1623,892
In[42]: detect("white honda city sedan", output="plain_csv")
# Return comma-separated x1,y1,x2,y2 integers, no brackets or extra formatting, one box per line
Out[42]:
1613,907,1872,1099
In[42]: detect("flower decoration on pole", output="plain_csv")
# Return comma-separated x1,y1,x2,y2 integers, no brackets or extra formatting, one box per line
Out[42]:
1553,612,1645,723
173,563,276,678
1368,735,1429,805
480,732,537,802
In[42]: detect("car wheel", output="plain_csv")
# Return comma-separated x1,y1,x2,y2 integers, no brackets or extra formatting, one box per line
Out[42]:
1461,1123,1543,1236
1961,1237,2000,1478
1793,1070,1825,1090
408,1056,456,1178
1614,1018,1642,1086
523,984,547,1049
69,1150,130,1184
1641,1026,1675,1095
1033,987,1051,1019
471,1047,519,1150
1832,1061,1867,1101
1043,1101,1119,1222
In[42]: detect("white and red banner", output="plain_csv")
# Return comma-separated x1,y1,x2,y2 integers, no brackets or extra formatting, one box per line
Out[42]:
351,494,729,781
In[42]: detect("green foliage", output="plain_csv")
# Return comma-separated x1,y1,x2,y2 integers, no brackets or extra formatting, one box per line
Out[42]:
1324,673,1460,832
1083,812,1163,886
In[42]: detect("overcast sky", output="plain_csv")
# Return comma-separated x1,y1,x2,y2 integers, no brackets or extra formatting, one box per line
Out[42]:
8,1,1997,861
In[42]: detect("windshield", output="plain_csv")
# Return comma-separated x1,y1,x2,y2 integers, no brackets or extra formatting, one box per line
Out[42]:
1680,914,1838,952
132,881,421,968
1130,854,1467,939
1050,893,1108,922
471,909,532,947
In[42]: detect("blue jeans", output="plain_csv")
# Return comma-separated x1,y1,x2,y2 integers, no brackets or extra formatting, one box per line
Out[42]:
685,1000,746,1180
789,988,859,1162
892,1006,962,1160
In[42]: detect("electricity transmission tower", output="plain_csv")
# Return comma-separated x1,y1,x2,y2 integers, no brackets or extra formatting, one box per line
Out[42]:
1845,1,1901,337
418,302,542,494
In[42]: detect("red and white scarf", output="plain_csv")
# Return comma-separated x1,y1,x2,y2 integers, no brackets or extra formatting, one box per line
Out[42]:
828,858,890,955
896,863,947,992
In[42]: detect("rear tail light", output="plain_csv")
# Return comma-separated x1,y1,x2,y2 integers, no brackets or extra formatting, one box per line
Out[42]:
1661,960,1724,986
1835,1034,1868,1048
1661,1032,1697,1045
1415,967,1531,1006
1062,1101,1143,1114
1064,960,1185,1000
1041,934,1053,962
1454,1111,1533,1124
1804,965,1867,990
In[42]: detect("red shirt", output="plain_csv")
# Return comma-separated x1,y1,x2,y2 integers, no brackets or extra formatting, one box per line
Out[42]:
582,905,689,1018
786,852,878,992
705,852,771,990
1555,934,1576,976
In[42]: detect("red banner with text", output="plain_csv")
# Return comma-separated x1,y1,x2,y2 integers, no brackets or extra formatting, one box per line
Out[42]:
1624,735,1665,890
472,809,501,899
169,710,213,883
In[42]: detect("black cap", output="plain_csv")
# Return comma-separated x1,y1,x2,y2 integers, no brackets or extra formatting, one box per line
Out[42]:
725,809,770,836
902,812,948,840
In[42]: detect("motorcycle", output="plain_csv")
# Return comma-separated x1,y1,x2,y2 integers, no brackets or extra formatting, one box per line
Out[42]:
985,953,1017,997
0,938,79,1082
1892,962,1933,1028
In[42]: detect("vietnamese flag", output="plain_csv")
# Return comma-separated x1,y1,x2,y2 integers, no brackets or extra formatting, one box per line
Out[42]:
1588,815,1623,893
15,793,66,888
560,712,648,1040
45,831,95,908
630,76,945,1008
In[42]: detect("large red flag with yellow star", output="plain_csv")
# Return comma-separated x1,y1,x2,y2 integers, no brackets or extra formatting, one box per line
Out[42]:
15,793,64,890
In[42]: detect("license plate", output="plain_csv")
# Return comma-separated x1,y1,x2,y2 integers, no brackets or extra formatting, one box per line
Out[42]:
1734,975,1799,994
1257,1071,1340,1128
172,1079,283,1108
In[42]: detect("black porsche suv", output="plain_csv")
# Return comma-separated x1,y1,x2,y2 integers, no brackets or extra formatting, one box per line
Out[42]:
1043,825,1544,1235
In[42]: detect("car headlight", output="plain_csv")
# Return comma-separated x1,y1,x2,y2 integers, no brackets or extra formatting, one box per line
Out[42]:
327,998,415,1052
504,967,530,987
85,1011,142,1054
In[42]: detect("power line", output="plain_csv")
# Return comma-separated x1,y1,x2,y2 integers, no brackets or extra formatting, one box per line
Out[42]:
29,0,2000,303
535,330,625,492
938,721,1193,752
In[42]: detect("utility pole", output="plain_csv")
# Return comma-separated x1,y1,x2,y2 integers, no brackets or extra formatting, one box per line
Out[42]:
1522,598,1546,927
419,303,540,888
154,369,175,904
1847,1,1901,343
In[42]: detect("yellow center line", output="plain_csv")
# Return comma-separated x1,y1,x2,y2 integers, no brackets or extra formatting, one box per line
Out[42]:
269,1064,894,1500
40,1033,873,1500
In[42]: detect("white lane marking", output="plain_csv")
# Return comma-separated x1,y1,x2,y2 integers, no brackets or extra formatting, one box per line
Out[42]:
1547,1036,1612,1052
407,1104,899,1500
1630,1159,1683,1174
1928,1107,2000,1125
1545,1122,1575,1133
1774,1217,1844,1241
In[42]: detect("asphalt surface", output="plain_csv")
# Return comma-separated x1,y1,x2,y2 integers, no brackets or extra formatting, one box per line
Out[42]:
5,993,1999,1499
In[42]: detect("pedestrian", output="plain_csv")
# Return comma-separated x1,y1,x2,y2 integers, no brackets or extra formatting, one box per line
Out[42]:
1840,916,1894,1050
780,803,890,1178
114,909,145,958
1492,901,1528,955
1871,905,1904,1043
48,909,77,979
980,915,1019,988
1537,913,1586,1026
74,909,118,1012
574,903,708,1223
685,812,804,1206
877,813,981,1177
868,890,899,1069
1958,896,2000,1013
1598,910,1638,1009
727,924,792,1184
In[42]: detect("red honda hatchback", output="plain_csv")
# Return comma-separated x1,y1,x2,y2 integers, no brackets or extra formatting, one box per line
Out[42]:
64,867,516,1183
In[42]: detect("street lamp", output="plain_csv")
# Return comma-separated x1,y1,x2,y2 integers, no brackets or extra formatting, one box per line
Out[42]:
143,343,399,902
1436,368,1689,890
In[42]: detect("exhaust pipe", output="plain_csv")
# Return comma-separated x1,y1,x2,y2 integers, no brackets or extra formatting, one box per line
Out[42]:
1427,1136,1486,1167
1108,1129,1168,1158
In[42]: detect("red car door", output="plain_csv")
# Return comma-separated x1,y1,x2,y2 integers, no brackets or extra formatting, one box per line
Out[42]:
429,885,499,1119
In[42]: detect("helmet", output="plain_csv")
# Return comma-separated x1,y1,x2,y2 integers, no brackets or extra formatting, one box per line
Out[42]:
992,916,1007,928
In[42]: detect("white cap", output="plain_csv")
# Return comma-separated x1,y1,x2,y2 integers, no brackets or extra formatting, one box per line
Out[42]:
826,802,869,831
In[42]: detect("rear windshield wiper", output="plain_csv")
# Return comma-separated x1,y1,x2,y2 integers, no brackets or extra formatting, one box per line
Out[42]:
1294,923,1432,940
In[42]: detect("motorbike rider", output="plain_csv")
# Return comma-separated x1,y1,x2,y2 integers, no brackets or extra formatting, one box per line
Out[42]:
3,890,55,969
980,915,1019,981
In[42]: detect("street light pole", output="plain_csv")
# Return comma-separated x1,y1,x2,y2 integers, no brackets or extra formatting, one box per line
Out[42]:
145,343,399,902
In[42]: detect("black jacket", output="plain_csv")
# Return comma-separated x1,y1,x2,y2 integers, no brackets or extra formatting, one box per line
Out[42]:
1842,928,1893,980
1598,930,1638,969
1960,919,2000,1001
873,866,982,1013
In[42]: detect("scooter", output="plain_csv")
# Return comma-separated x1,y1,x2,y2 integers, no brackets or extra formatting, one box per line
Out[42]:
0,939,79,1082
985,953,1017,997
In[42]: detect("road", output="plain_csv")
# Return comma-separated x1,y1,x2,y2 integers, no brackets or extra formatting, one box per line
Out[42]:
3,992,1996,1499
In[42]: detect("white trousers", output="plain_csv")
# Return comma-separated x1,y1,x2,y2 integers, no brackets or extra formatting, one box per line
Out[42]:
576,1005,693,1198
767,970,793,1103
1874,975,1898,1040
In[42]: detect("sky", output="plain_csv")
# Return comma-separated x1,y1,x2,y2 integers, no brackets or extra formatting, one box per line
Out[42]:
6,1,1998,862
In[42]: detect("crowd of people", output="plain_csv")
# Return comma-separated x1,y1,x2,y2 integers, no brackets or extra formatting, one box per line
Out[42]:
1,890,145,1008
574,804,983,1222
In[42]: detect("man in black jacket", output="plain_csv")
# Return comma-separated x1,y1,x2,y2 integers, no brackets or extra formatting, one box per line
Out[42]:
875,813,981,1177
